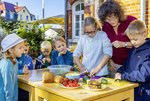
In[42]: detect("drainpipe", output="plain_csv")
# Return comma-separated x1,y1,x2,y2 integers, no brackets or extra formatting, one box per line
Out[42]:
64,0,68,46
140,0,146,21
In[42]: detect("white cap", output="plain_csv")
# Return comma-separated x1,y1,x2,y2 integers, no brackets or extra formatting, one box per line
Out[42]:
1,33,26,52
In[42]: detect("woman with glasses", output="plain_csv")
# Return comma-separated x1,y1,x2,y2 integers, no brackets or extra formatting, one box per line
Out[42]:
98,0,136,77
73,17,112,78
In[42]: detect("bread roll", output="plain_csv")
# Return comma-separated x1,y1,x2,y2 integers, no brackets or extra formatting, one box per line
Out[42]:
54,76,64,83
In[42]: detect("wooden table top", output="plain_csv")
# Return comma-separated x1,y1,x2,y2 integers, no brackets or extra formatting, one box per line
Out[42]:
18,69,139,101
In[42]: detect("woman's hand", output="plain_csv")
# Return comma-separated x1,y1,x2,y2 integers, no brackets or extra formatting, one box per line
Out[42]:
112,40,125,48
108,59,117,72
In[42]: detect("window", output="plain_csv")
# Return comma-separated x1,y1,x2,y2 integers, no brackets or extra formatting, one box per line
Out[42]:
72,1,84,39
26,16,28,21
20,14,22,20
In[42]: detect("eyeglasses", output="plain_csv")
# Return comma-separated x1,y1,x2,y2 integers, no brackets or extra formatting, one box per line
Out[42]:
85,28,97,35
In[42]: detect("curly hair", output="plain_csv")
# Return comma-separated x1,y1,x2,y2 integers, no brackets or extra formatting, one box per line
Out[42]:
98,0,125,23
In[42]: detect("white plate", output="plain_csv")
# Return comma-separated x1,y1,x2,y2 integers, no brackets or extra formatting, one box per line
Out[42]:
82,84,108,92
60,84,81,89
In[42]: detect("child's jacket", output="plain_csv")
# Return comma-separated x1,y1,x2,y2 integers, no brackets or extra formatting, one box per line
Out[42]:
51,50,74,66
118,39,150,101
35,54,51,69
17,54,33,74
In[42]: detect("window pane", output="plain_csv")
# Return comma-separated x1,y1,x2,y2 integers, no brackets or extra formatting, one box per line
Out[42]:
76,30,79,36
82,14,84,21
81,3,84,10
75,4,80,11
76,22,79,29
76,15,79,21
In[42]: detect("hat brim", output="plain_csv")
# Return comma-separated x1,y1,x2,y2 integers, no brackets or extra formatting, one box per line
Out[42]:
2,39,26,52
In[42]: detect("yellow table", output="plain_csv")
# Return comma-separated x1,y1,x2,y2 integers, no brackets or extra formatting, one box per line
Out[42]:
18,75,35,101
18,69,138,101
34,81,138,101
18,69,49,101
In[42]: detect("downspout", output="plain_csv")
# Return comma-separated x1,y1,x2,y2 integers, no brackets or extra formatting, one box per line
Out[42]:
140,0,146,21
64,0,68,46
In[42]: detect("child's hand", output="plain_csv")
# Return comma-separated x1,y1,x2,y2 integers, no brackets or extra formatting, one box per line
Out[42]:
90,67,100,77
58,50,66,56
23,65,29,74
42,58,46,63
115,73,121,79
79,66,87,72
58,52,63,56
45,57,51,63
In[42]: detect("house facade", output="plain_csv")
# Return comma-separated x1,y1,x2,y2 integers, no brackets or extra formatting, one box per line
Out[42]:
15,6,36,21
66,0,150,43
0,2,17,21
0,1,35,22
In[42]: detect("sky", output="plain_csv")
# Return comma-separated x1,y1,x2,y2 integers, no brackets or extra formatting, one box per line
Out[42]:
3,0,65,19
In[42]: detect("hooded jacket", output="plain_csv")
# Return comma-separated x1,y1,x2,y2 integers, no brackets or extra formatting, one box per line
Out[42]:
118,39,150,101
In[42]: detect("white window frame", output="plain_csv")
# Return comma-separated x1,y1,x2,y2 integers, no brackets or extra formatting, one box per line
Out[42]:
72,0,84,39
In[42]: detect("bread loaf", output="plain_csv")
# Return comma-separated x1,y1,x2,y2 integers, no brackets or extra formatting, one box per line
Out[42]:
42,71,54,83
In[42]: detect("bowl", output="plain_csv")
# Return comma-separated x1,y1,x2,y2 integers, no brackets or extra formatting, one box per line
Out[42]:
48,65,71,76
65,72,80,80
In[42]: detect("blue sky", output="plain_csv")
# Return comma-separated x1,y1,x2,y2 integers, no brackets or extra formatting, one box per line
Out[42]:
3,0,65,19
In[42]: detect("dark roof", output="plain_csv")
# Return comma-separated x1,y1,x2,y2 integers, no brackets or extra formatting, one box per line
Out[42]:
1,2,16,12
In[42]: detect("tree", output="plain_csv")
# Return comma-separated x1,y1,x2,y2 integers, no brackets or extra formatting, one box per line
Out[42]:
17,22,44,56
0,17,45,56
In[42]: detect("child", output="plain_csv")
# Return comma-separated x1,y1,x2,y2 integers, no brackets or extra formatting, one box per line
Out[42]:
0,33,25,101
115,20,150,101
17,42,33,74
35,41,52,69
51,36,74,66
73,17,112,77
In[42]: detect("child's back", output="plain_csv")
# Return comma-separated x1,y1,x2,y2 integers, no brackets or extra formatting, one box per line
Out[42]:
0,58,18,101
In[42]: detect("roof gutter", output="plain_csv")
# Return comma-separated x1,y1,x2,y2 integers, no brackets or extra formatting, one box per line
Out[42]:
140,0,146,21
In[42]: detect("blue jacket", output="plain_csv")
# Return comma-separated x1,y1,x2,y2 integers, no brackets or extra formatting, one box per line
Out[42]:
118,39,150,101
51,50,74,66
17,54,33,74
0,58,18,101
